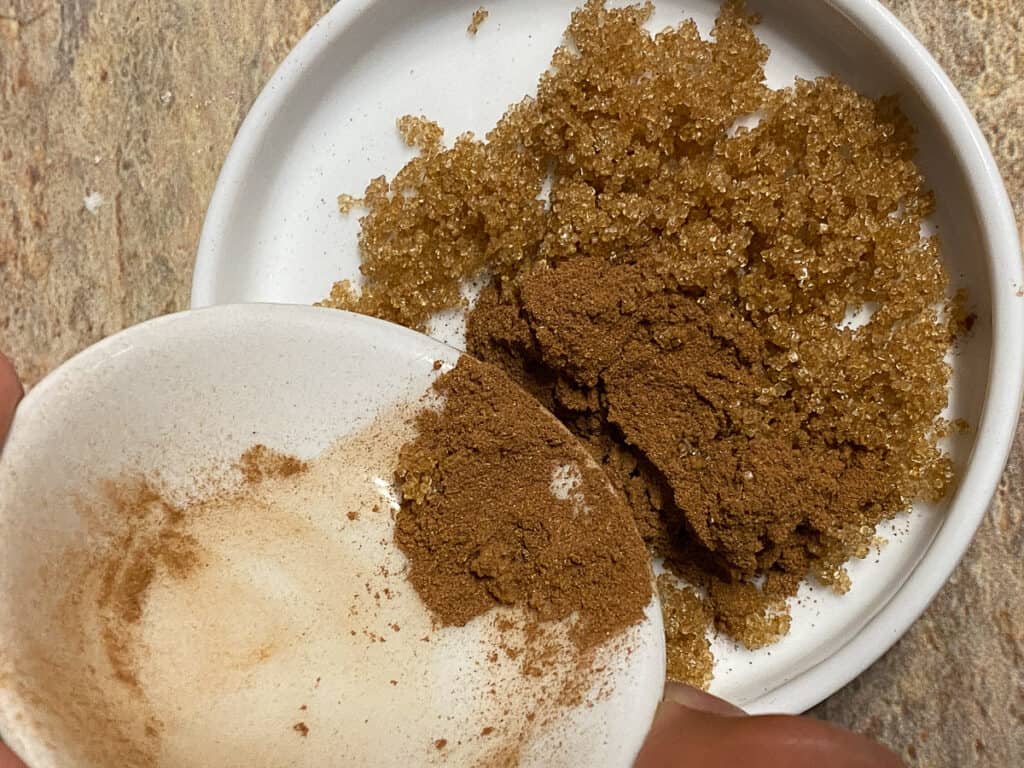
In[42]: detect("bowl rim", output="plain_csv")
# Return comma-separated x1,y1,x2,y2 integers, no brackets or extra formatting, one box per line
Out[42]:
189,0,1024,714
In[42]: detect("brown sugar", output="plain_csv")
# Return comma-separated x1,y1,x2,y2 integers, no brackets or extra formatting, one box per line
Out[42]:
322,0,766,330
319,123,546,328
657,575,713,689
325,0,956,679
396,115,445,153
394,356,652,649
467,7,489,35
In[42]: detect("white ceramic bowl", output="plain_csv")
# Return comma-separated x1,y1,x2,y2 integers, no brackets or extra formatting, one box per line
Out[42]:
0,304,665,768
189,0,1024,712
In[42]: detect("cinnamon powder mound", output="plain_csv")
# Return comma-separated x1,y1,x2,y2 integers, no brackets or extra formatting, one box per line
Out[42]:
394,356,653,649
467,253,928,646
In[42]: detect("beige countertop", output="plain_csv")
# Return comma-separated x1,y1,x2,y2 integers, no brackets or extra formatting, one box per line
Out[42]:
1,1,1021,765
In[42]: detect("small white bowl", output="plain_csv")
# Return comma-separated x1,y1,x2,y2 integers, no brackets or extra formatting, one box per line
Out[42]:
0,304,664,768
190,0,1023,712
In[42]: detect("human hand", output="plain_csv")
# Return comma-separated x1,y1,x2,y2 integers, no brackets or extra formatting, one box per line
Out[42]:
0,354,25,768
635,683,905,767
0,352,21,451
0,742,25,768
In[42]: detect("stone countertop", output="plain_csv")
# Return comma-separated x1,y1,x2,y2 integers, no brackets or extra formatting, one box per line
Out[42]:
0,1,1020,765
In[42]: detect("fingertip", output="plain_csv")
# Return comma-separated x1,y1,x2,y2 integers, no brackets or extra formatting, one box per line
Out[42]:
637,705,906,768
662,683,745,717
0,351,23,439
637,703,730,767
0,742,28,768
736,715,908,768
0,351,22,393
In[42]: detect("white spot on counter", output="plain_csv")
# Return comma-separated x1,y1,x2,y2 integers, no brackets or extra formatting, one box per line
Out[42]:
83,191,105,214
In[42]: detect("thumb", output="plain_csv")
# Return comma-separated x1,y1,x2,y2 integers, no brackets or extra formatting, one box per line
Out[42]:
636,685,905,768
0,352,23,443
661,682,745,717
0,742,27,768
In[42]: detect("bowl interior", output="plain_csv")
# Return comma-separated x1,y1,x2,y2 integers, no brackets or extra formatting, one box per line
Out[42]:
190,0,1019,710
0,305,664,768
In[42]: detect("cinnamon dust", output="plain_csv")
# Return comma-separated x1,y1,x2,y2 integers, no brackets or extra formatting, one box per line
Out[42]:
239,444,309,483
95,449,311,692
95,481,202,689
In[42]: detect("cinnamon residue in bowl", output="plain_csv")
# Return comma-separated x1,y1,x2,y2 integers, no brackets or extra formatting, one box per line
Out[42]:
323,0,959,677
96,446,312,692
238,444,309,483
92,481,203,695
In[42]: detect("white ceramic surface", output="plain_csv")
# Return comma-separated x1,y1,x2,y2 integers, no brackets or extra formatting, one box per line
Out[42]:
0,304,665,768
189,0,1024,713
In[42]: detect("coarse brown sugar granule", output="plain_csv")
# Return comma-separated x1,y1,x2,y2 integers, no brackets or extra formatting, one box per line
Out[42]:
657,575,713,689
336,193,361,214
319,129,546,329
325,0,956,677
396,115,445,153
394,356,652,649
468,7,489,35
707,579,790,649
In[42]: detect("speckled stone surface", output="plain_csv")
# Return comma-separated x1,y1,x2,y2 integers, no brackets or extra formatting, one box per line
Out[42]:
0,1,1020,765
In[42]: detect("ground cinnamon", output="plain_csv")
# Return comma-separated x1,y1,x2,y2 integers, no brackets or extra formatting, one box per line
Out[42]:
467,253,917,646
239,444,309,483
394,356,653,649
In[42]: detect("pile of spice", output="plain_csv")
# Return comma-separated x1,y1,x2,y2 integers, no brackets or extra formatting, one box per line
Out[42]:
394,356,653,650
323,0,958,684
